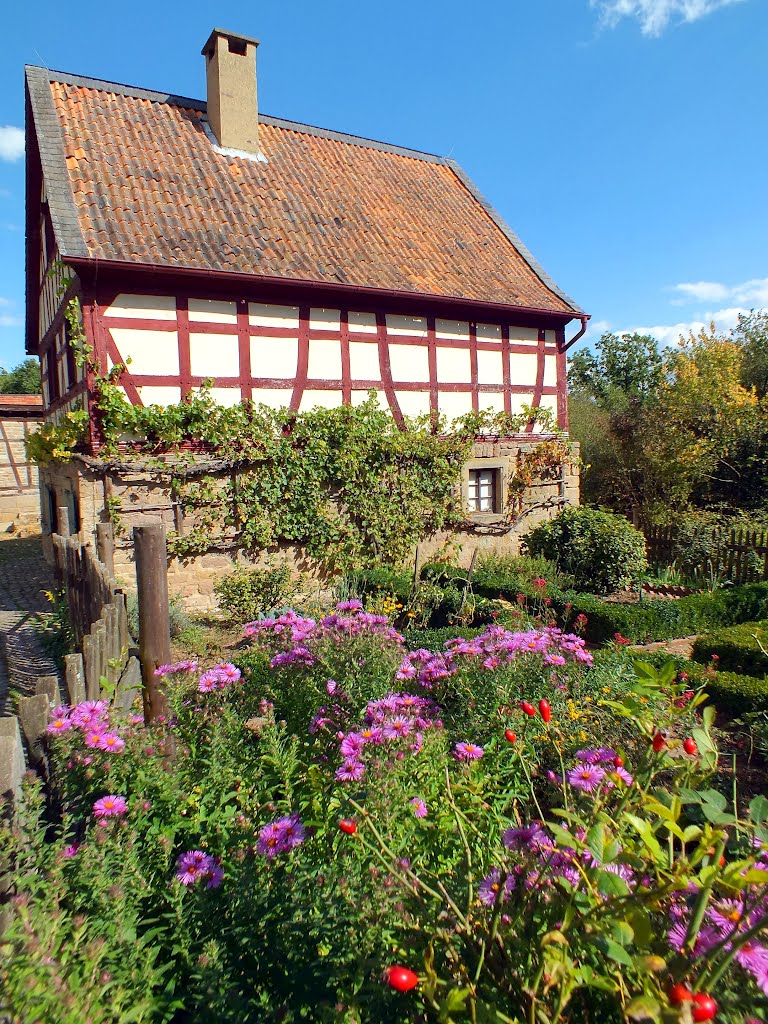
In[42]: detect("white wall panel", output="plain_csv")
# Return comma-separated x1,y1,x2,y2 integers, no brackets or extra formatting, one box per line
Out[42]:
349,342,381,380
348,311,377,334
299,390,344,411
250,337,299,379
478,393,506,415
543,355,558,388
386,314,428,337
104,295,177,320
310,308,341,331
477,349,504,386
508,326,538,343
438,392,473,422
307,339,342,380
350,389,384,406
477,323,502,342
205,388,243,408
389,344,430,382
395,391,431,418
436,347,471,383
188,299,237,324
435,319,469,340
137,386,182,406
190,333,239,378
248,303,300,329
508,352,538,387
251,388,293,407
109,328,179,376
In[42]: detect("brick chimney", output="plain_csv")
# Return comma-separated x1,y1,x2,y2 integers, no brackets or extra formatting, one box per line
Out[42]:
201,28,260,156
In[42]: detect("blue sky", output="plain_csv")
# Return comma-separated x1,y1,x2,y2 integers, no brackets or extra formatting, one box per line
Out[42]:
1,0,765,367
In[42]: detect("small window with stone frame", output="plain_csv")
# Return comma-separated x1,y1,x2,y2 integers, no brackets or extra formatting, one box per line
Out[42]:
467,467,500,514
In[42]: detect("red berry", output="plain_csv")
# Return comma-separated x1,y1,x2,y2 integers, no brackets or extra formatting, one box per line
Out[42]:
538,699,551,723
668,983,693,1006
613,755,624,768
718,855,726,867
692,993,717,1021
652,732,666,753
504,729,517,743
339,819,357,835
385,966,419,992
520,701,536,717
683,737,698,756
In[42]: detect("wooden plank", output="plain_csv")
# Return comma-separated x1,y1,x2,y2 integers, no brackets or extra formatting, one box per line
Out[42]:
134,522,172,723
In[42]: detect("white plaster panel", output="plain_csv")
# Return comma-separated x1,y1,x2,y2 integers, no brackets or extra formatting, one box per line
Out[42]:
477,349,504,386
137,386,182,406
545,330,557,345
436,346,471,384
251,388,293,408
438,392,474,422
348,311,377,334
395,391,431,418
509,326,539,343
435,319,470,340
478,393,506,415
109,328,179,376
248,303,300,329
299,390,344,411
188,299,237,324
389,343,430,382
310,308,341,331
351,389,383,406
385,314,428,337
250,336,299,379
307,339,342,380
477,323,502,342
190,333,240,378
104,294,177,320
509,352,539,387
206,388,243,408
349,341,381,381
537,395,559,419
543,355,558,388
509,394,535,416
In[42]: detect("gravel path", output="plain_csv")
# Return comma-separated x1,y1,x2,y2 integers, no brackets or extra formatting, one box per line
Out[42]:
0,536,60,716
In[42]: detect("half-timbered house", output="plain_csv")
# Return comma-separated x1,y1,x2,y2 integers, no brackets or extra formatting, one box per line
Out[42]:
25,28,587,605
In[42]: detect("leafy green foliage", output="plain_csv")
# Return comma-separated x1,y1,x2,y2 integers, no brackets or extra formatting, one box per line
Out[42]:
0,357,41,395
703,670,768,714
692,619,768,677
522,505,648,593
213,562,294,622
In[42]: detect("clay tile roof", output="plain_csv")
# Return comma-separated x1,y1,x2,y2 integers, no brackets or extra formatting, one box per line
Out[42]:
26,66,583,316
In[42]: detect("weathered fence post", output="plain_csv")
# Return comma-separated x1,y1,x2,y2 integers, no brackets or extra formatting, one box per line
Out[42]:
58,505,70,538
134,521,172,724
96,521,115,577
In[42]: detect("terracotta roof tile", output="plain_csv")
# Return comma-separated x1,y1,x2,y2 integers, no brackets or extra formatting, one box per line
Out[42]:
30,69,582,315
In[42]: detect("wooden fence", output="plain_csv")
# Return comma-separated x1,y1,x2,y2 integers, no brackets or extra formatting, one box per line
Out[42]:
51,527,140,707
645,525,768,583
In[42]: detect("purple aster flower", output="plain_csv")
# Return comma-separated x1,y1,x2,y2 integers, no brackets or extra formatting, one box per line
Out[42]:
453,742,484,762
410,798,428,818
47,716,72,734
478,868,515,906
63,843,80,858
96,732,125,753
575,747,616,764
340,732,365,758
335,759,366,782
567,764,606,793
257,813,306,858
93,795,127,818
503,822,549,853
198,671,219,693
383,717,412,740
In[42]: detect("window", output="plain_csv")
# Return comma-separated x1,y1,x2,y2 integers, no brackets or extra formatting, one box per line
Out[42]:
467,468,499,513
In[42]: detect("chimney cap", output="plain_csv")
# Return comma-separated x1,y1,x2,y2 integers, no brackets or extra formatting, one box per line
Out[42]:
201,27,260,58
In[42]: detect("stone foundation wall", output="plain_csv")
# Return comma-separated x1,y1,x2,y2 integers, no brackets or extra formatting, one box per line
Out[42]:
38,439,579,611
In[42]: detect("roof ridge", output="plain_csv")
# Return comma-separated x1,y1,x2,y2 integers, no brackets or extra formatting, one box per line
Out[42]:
25,65,447,164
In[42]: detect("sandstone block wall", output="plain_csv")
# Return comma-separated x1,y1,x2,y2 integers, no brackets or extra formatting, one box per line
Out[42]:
0,401,43,528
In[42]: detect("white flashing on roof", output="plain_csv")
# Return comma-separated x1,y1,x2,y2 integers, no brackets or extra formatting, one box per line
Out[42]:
201,119,267,163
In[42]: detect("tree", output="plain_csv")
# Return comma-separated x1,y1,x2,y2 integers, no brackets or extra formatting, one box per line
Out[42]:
0,358,41,395
733,311,768,400
568,332,663,404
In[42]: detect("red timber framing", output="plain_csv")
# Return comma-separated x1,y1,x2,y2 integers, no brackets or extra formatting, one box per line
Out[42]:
39,262,579,448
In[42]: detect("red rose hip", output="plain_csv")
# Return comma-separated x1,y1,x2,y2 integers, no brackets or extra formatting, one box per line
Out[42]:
692,993,717,1021
339,819,357,835
668,983,693,1006
652,731,666,753
504,729,517,743
520,701,536,717
385,966,419,992
613,755,624,768
683,737,698,756
538,699,551,723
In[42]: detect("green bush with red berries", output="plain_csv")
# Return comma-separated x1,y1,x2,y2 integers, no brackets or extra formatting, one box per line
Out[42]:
1,610,767,1024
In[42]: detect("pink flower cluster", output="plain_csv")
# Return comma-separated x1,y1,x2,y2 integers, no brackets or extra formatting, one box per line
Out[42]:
567,749,633,793
93,794,127,818
154,660,198,678
396,625,593,689
198,662,242,693
244,605,404,670
256,813,306,858
175,850,224,888
331,692,441,783
47,700,126,753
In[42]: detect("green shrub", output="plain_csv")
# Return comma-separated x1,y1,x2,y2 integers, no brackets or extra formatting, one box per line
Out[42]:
403,624,488,650
522,506,648,594
126,592,192,640
214,561,293,623
691,620,768,677
704,670,768,714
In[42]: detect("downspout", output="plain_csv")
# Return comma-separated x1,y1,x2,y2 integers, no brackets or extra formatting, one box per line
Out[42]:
561,314,590,352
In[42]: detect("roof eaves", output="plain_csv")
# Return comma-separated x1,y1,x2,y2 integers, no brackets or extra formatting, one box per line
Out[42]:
445,158,584,316
25,66,88,259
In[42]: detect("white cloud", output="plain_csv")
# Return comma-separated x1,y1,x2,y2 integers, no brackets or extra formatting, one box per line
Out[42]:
0,298,11,308
590,0,743,36
671,275,768,308
621,305,755,345
0,315,23,328
0,126,24,163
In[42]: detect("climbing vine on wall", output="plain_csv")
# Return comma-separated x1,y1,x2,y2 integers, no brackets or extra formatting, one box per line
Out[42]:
28,298,575,570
